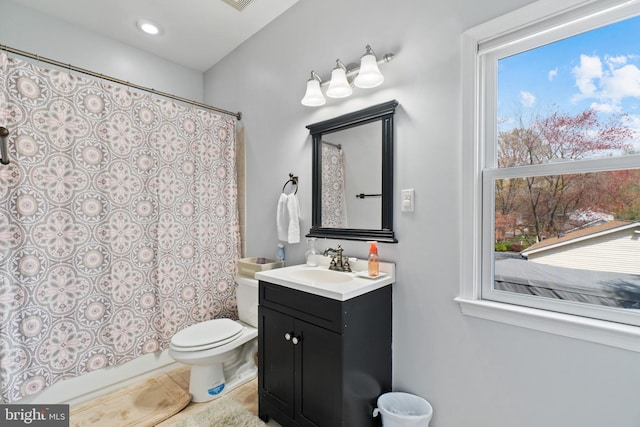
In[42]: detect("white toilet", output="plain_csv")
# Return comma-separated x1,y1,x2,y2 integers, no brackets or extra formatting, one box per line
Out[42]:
169,276,259,402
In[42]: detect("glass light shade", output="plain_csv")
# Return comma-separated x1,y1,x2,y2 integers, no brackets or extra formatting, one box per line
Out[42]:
301,78,326,106
354,54,384,88
326,67,353,98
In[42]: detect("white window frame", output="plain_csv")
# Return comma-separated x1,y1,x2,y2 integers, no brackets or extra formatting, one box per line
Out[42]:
458,0,640,352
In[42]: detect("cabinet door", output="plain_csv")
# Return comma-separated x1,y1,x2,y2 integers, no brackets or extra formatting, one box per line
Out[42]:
296,319,342,427
260,306,295,418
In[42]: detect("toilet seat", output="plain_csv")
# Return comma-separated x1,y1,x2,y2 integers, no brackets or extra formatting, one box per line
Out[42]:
170,318,244,352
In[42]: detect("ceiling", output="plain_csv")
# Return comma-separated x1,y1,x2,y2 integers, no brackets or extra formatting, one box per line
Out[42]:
7,0,299,72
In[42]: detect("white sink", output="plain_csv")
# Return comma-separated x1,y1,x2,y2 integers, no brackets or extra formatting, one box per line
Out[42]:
255,263,395,301
288,268,353,284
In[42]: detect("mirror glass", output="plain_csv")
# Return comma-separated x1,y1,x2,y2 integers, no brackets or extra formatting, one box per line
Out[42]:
321,121,382,229
306,100,398,243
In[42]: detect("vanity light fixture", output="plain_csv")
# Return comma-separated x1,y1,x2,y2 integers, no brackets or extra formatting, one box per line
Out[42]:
301,45,394,107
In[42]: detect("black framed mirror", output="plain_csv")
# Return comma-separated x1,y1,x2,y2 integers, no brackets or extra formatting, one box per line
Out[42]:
306,100,398,243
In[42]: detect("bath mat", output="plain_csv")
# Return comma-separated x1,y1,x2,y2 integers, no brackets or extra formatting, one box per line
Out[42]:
167,396,267,427
70,374,191,427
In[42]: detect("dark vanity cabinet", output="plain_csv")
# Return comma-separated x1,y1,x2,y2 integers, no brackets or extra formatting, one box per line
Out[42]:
258,280,392,427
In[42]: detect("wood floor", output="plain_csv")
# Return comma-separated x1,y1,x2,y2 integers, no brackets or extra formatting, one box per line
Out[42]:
75,366,281,427
156,365,280,426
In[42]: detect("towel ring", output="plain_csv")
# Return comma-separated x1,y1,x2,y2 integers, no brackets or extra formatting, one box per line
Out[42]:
282,173,298,194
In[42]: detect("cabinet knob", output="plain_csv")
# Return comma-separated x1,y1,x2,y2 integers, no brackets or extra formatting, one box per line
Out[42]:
284,332,292,341
292,336,299,345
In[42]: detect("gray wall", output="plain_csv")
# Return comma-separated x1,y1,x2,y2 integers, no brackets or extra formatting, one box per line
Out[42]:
204,1,640,426
2,0,640,425
0,0,203,101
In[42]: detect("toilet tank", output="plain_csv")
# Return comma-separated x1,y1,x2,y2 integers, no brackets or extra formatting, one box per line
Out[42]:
236,276,259,327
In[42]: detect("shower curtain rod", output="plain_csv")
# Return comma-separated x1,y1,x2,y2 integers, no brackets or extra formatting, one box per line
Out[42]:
1,44,242,120
321,140,342,149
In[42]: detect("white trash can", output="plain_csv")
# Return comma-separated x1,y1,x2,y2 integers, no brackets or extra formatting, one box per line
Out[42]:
373,392,433,427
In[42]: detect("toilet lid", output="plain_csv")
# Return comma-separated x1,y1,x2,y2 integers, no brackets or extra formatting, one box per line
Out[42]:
171,318,244,351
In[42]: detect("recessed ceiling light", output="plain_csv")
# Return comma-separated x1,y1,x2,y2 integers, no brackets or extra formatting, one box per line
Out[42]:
136,19,161,35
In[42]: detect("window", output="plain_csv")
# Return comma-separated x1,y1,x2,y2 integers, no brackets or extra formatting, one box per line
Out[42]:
459,0,640,351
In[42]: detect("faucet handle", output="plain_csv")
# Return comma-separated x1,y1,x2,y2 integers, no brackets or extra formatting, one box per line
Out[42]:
329,255,337,268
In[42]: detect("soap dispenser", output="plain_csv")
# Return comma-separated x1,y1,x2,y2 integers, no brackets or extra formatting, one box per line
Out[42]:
305,237,318,267
276,243,285,264
368,241,379,277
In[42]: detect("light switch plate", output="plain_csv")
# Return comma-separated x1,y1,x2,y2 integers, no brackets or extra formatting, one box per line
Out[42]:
401,189,414,212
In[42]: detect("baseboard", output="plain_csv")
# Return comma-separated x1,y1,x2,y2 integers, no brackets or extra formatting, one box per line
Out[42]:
14,350,181,406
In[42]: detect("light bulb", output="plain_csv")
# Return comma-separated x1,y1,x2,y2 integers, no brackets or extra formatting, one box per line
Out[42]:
137,19,161,35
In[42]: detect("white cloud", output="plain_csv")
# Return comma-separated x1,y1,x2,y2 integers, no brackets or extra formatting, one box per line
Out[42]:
520,90,536,107
589,102,618,113
548,67,558,81
605,55,628,69
572,54,640,106
572,54,603,98
622,114,640,129
601,64,640,100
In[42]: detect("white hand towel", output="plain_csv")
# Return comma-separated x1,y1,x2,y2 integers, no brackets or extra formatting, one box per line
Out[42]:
276,193,289,242
286,193,301,244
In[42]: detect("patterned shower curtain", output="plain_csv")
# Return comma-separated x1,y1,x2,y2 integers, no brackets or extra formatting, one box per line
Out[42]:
321,142,347,228
0,53,240,403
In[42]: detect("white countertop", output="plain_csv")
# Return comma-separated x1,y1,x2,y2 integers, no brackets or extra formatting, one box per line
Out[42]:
255,260,395,301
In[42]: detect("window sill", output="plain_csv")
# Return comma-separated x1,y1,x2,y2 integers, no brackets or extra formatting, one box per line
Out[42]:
455,297,640,353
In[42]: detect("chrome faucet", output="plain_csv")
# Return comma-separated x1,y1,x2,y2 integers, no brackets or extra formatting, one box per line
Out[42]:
323,245,352,272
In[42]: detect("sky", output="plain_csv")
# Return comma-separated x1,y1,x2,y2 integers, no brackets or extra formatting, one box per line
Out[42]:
498,13,640,141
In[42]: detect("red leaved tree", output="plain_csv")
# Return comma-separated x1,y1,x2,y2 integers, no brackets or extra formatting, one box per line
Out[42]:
496,109,635,242
588,169,640,220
